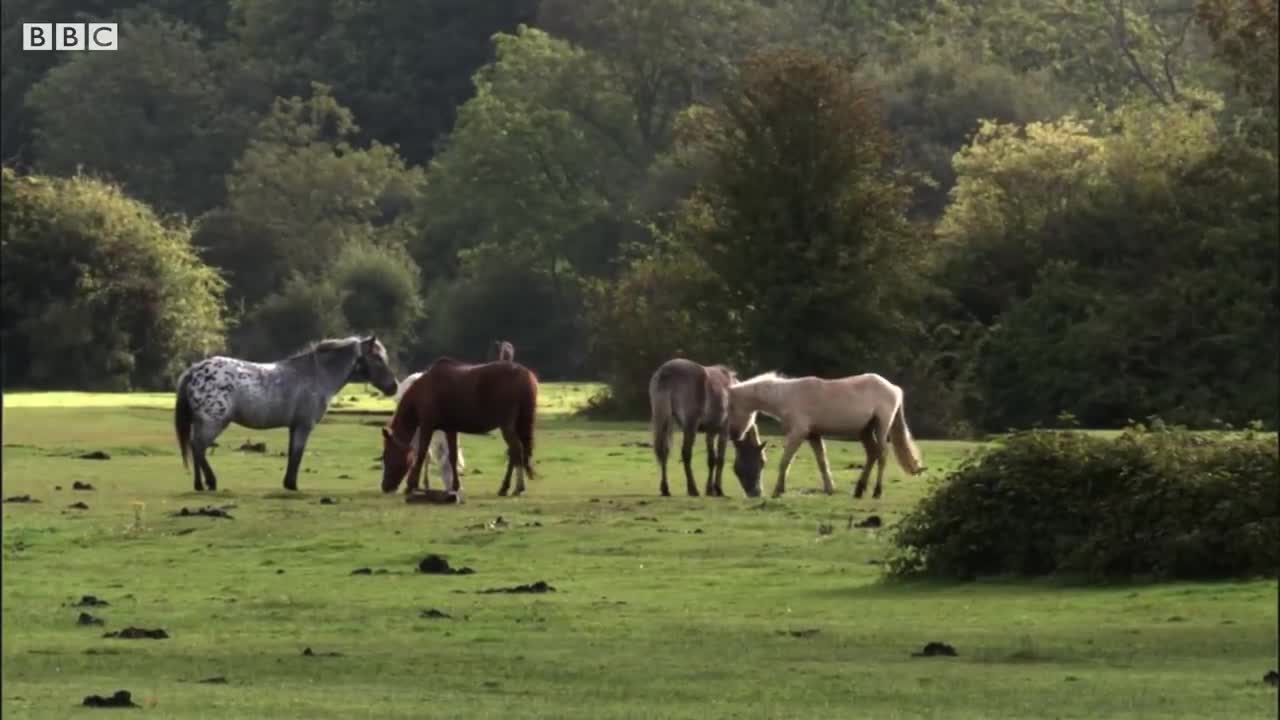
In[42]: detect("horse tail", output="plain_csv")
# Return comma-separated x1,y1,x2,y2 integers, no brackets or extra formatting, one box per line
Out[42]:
517,371,537,480
888,399,924,475
174,371,193,470
649,374,673,463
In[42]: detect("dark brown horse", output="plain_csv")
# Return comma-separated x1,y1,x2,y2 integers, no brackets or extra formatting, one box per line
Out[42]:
489,340,515,362
381,357,537,496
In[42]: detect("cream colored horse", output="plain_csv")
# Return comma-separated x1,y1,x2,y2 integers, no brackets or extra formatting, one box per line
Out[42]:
394,372,465,491
727,372,924,499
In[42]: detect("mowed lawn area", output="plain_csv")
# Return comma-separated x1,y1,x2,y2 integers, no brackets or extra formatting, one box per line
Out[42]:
2,385,1275,719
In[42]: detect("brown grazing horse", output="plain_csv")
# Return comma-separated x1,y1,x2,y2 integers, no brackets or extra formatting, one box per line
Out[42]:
381,357,538,496
489,340,516,362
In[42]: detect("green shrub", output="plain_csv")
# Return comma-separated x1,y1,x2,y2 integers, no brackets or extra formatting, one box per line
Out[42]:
890,427,1280,581
1,168,226,389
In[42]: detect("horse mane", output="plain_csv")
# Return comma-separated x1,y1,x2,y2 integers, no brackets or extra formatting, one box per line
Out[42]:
286,336,362,360
737,370,786,386
707,364,738,382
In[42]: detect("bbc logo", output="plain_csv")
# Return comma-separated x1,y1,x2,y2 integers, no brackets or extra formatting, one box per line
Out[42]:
22,23,118,51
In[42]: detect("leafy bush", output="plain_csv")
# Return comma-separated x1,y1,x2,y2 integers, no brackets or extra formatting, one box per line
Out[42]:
890,426,1280,581
1,168,226,390
331,242,424,347
234,275,344,361
582,247,743,418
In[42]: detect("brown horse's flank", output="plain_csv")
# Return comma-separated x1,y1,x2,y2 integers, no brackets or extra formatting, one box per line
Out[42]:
382,357,537,496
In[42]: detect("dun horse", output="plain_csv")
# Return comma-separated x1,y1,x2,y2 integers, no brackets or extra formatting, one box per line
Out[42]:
728,371,924,499
394,372,466,492
649,358,767,497
175,336,399,491
490,340,516,362
382,358,537,496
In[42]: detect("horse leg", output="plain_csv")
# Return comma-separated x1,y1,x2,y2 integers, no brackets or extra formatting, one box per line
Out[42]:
871,422,890,499
655,423,673,497
853,423,880,499
447,432,467,495
713,430,728,497
190,417,225,491
807,435,835,495
771,431,806,498
406,428,427,493
703,432,717,496
498,424,519,497
680,423,699,497
282,424,313,491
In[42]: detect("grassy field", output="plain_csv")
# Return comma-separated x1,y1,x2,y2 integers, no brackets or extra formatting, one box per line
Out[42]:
2,385,1275,719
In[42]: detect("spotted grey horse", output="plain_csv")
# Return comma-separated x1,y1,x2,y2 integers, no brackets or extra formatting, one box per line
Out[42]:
174,336,399,492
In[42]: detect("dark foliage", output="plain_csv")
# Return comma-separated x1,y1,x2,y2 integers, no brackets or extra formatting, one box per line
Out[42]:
890,428,1280,581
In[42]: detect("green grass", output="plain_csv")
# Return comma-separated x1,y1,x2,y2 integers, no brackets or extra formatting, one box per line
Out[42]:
2,387,1275,719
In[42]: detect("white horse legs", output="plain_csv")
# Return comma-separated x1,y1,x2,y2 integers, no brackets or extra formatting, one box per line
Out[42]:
807,436,836,495
770,432,807,498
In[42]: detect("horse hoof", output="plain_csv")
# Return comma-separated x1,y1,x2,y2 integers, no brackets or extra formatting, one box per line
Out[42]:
498,488,510,497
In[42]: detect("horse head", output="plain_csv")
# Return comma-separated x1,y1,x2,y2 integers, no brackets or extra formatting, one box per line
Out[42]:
731,422,768,498
380,426,414,493
352,336,399,396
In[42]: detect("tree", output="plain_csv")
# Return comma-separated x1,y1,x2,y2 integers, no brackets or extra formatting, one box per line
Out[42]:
213,83,426,304
331,242,424,348
874,40,1077,219
231,0,538,167
23,12,262,216
583,241,743,414
675,48,928,375
1,168,226,389
943,103,1278,429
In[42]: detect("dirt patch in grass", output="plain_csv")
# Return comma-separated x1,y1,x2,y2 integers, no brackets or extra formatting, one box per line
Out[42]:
855,515,883,528
479,581,555,594
173,506,234,519
67,501,89,510
103,627,168,639
79,452,110,461
82,690,137,708
777,628,820,638
71,595,110,607
238,441,267,453
418,554,475,575
4,495,39,503
73,481,96,490
420,609,452,619
912,642,957,657
302,647,343,657
77,612,104,626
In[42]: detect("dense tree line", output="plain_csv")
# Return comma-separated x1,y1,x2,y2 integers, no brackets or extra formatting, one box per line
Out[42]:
2,0,1275,434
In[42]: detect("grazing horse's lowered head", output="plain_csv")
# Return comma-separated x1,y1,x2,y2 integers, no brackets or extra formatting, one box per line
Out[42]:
730,422,769,497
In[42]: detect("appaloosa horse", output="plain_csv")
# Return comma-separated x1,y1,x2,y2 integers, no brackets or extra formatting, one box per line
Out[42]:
727,371,924,499
381,358,537,496
175,336,399,491
648,358,767,498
